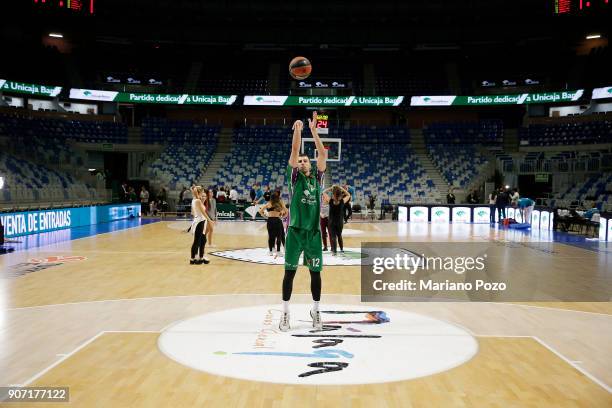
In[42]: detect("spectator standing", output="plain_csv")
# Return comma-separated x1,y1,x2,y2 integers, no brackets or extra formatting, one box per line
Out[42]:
466,190,479,204
263,185,272,203
510,188,520,207
446,188,456,204
488,190,497,223
229,186,239,203
496,187,508,221
140,186,150,216
206,189,218,246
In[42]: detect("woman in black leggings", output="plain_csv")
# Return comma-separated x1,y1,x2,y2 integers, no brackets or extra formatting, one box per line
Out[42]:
323,185,351,256
189,186,214,264
259,191,288,257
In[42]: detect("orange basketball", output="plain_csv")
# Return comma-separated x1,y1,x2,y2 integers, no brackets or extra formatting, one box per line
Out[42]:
289,56,312,80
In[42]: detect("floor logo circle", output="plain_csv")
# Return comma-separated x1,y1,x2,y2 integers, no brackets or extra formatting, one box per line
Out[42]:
211,247,367,266
210,247,416,266
158,304,478,385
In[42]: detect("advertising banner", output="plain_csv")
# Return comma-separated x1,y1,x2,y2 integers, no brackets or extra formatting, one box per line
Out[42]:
411,90,584,106
70,88,237,105
216,203,237,220
592,86,612,100
0,79,62,97
409,207,428,223
452,207,471,223
244,95,404,107
1,204,141,238
431,207,450,223
473,207,491,223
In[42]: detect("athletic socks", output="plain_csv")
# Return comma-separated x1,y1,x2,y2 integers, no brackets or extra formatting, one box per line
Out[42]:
283,301,290,313
313,301,319,312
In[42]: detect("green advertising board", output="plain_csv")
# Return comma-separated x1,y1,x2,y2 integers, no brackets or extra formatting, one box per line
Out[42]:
70,88,237,105
216,203,237,220
411,90,584,106
243,95,404,107
0,79,62,97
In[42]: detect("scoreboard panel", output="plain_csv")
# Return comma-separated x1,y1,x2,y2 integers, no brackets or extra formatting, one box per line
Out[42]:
554,0,609,14
316,113,329,134
32,0,95,15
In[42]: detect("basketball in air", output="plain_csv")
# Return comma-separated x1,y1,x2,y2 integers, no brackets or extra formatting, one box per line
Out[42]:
289,56,312,80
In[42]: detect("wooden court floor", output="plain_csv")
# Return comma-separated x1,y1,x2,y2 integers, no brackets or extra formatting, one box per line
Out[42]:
1,221,611,407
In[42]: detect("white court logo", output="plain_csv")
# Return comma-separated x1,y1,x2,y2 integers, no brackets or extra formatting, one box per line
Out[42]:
158,304,478,385
211,247,417,266
212,247,367,266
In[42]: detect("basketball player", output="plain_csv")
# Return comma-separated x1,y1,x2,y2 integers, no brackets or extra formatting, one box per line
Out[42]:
189,186,214,264
259,191,288,257
279,111,327,331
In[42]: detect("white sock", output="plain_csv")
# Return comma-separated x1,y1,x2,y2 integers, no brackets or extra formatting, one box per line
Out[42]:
282,301,290,314
313,301,320,312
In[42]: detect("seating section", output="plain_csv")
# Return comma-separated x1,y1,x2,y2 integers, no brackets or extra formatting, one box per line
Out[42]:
209,125,439,204
423,122,498,188
553,172,612,209
520,121,612,146
496,150,610,174
143,119,220,189
0,113,127,145
213,126,290,197
334,143,436,204
326,126,437,203
0,152,97,203
0,114,126,168
428,145,488,188
423,121,504,146
142,118,220,145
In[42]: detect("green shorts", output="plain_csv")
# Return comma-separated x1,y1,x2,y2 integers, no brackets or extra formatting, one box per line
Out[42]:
284,226,323,272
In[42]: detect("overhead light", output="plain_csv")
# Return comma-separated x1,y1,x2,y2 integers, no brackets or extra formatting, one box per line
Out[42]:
586,34,601,39
49,33,64,38
88,168,97,172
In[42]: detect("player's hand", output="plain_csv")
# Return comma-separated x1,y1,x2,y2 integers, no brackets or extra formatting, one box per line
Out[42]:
292,120,303,131
308,111,317,130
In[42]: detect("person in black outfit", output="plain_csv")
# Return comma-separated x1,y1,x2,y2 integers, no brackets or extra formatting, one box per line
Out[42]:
263,185,272,202
249,185,256,202
179,186,187,204
343,183,354,223
446,188,456,204
258,191,288,256
466,190,479,204
323,185,352,256
496,187,508,222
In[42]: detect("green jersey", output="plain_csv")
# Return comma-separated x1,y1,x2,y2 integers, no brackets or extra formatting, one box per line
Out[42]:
286,164,324,231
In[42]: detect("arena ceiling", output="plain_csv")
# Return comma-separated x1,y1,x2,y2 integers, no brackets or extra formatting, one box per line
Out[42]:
3,1,610,51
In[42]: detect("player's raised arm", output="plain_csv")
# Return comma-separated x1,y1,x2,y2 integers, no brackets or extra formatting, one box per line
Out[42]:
288,120,303,168
308,110,327,172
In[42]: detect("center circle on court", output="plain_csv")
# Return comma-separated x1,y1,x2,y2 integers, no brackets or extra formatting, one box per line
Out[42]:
158,304,478,385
